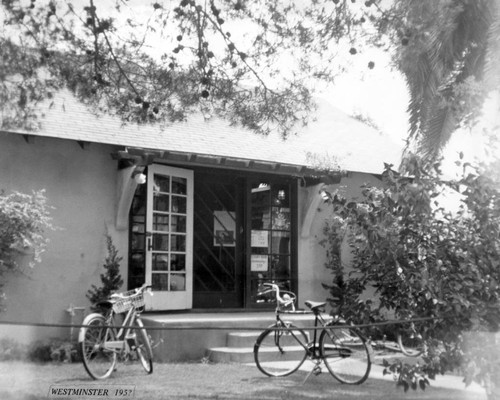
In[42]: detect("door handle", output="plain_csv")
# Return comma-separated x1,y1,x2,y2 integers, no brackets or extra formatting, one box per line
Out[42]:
146,233,153,251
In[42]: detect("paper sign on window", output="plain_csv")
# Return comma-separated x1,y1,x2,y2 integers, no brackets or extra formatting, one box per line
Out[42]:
251,255,268,272
251,230,268,247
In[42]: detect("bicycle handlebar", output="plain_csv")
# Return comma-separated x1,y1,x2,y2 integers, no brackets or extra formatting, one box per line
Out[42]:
258,283,296,311
110,284,152,299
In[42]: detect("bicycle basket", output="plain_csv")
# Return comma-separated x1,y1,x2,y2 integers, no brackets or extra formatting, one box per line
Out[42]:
278,291,296,312
112,290,145,313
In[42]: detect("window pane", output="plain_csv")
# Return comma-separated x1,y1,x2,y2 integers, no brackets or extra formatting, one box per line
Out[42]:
272,207,291,230
153,175,170,193
170,235,186,252
271,231,290,254
171,215,186,233
172,177,187,194
130,253,145,275
170,254,186,271
153,215,169,232
152,273,169,291
153,234,169,251
131,233,144,251
171,196,186,214
271,255,290,278
170,274,186,291
152,254,169,271
153,193,169,212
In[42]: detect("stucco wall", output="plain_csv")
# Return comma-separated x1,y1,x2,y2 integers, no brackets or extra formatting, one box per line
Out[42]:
297,172,384,313
0,132,127,343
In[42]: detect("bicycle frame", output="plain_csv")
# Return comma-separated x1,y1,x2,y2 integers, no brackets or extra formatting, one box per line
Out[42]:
102,305,139,354
275,308,332,357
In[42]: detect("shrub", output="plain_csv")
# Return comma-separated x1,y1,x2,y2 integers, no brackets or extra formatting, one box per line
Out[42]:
27,338,80,363
86,233,123,312
0,190,54,311
321,154,500,392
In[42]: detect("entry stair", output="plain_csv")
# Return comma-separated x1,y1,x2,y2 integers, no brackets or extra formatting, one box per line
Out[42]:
206,331,261,363
206,328,313,364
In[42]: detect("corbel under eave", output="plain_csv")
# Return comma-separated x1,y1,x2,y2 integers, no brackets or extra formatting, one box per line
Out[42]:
300,183,326,239
115,165,142,231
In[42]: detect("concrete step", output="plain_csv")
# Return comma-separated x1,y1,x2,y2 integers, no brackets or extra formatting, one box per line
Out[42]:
226,331,261,348
207,344,308,363
206,346,256,363
207,329,312,363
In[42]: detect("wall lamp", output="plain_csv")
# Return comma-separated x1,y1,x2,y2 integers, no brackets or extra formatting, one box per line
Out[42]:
132,168,146,184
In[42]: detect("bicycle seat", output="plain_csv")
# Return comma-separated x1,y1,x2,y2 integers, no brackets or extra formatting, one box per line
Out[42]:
304,300,326,311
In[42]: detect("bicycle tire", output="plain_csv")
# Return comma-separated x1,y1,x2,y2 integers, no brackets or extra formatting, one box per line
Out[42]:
320,324,371,384
133,317,153,374
396,332,425,357
254,323,308,377
80,314,117,380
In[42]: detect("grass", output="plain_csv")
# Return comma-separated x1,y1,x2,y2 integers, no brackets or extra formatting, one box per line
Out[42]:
0,360,487,400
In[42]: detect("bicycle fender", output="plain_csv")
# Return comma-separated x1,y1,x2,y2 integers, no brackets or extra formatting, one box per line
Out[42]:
78,313,105,343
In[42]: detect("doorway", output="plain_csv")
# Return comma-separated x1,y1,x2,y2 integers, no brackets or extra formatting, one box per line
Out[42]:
192,172,244,308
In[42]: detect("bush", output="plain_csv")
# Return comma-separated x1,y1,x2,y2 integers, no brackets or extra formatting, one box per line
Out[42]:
86,233,123,312
27,338,80,363
0,190,54,311
321,154,500,392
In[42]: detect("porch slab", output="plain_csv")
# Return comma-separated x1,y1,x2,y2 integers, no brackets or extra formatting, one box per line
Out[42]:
140,311,318,362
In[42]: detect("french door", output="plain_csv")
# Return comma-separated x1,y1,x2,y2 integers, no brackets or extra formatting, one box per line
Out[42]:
145,165,193,310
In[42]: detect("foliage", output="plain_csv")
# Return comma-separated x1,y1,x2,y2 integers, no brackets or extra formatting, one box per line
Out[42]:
321,154,500,392
86,233,123,312
0,190,53,309
27,338,80,363
1,0,497,157
0,337,81,362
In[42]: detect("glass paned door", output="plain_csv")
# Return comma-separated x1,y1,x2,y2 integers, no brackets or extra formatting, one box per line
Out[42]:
249,182,293,307
145,165,193,310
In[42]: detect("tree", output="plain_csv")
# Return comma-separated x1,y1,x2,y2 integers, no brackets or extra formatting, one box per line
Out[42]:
2,0,498,158
321,153,500,396
86,233,123,312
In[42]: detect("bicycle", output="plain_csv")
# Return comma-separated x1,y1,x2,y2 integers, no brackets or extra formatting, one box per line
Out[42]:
396,323,426,357
79,284,154,380
253,283,372,384
369,322,426,357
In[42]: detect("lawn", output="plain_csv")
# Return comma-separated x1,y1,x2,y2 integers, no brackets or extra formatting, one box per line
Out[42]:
0,360,486,400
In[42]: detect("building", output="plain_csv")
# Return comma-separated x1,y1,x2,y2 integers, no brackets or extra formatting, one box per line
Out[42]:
0,90,402,346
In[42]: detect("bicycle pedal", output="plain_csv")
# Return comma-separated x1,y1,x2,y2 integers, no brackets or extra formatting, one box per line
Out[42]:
313,365,322,375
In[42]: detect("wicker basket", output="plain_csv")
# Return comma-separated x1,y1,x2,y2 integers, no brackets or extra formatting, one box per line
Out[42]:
112,290,145,313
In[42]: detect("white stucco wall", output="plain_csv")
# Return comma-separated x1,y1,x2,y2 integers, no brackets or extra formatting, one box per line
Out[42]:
297,172,384,313
0,132,127,343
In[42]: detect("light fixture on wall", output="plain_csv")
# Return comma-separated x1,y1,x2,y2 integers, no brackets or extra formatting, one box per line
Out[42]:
132,168,146,184
319,188,331,201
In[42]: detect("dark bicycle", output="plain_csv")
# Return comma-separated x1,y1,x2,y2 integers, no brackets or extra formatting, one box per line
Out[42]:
253,283,372,384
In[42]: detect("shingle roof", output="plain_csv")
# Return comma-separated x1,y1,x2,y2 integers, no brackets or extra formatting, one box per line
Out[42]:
5,90,403,174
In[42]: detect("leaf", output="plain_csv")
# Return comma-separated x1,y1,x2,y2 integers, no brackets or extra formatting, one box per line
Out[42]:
419,379,426,390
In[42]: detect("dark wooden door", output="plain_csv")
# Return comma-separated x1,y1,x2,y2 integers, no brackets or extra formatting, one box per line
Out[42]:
192,172,244,308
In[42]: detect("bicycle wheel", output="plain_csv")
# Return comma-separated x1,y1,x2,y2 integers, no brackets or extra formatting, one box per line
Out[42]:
397,332,425,357
80,314,117,380
254,323,308,377
133,317,153,374
320,324,371,384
